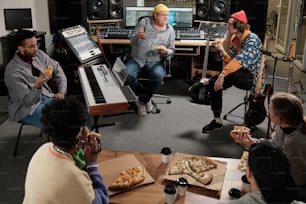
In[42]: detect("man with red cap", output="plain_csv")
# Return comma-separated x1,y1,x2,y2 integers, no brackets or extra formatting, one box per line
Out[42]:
126,3,175,117
201,10,264,133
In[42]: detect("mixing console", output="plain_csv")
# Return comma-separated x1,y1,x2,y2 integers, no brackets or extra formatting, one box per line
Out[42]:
61,25,102,64
104,28,132,39
175,29,205,40
99,22,227,41
199,23,228,40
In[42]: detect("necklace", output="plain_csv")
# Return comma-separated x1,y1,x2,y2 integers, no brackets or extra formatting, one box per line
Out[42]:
53,145,73,160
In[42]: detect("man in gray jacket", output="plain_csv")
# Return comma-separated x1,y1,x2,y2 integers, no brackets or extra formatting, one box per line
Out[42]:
125,3,175,117
4,30,67,127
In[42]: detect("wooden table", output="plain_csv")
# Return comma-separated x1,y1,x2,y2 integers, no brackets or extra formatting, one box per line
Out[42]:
98,150,244,204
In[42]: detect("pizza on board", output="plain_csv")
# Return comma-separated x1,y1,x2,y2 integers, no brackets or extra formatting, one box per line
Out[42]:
109,166,145,190
188,171,214,185
188,156,218,173
238,151,249,172
168,159,191,175
168,157,217,185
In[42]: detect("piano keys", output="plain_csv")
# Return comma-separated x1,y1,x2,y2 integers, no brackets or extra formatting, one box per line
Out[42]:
78,64,133,116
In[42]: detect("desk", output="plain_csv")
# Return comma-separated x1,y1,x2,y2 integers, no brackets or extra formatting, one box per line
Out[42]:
98,150,244,204
91,36,220,79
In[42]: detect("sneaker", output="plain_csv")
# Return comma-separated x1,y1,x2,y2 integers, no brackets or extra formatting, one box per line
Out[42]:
137,101,147,117
202,120,223,133
146,100,153,113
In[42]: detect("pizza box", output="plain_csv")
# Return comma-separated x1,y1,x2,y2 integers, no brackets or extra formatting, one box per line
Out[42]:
98,154,155,196
164,152,227,192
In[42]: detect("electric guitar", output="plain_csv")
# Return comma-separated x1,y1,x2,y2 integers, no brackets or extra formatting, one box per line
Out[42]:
244,36,268,127
188,38,211,105
286,40,296,93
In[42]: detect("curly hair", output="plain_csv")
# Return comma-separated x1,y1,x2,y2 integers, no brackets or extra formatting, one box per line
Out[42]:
270,92,306,133
40,97,87,149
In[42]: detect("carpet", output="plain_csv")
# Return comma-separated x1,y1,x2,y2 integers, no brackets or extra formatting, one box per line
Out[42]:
0,112,8,125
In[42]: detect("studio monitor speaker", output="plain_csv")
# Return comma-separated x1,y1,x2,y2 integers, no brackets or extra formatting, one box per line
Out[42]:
210,0,230,22
196,0,210,21
109,0,122,19
48,0,86,34
87,0,108,20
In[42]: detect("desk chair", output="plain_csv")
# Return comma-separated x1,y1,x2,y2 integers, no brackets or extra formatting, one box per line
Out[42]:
133,15,173,107
137,56,172,112
13,122,42,157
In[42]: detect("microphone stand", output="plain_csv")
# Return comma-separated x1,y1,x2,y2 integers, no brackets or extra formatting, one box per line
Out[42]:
263,50,278,139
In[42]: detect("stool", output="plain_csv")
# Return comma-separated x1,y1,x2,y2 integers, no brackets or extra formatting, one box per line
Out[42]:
223,90,249,123
13,122,42,157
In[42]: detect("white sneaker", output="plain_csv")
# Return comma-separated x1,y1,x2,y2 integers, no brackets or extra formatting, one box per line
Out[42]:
137,101,147,117
146,100,153,113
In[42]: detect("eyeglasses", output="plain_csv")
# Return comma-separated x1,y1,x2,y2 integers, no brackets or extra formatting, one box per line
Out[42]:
23,44,38,50
158,13,169,17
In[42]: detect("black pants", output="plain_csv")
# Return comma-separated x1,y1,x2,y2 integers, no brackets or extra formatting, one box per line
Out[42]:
207,69,253,118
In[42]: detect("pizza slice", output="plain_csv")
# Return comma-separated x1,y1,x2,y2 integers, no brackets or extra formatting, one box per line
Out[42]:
187,156,218,173
238,151,249,172
230,126,250,137
45,66,53,77
168,159,191,175
188,171,213,185
109,166,145,190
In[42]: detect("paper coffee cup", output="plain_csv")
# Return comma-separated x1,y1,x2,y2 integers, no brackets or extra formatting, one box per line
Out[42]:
160,147,172,164
164,184,177,204
241,175,250,193
177,177,188,196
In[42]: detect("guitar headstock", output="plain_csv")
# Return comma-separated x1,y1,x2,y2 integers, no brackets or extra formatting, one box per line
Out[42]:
287,41,296,62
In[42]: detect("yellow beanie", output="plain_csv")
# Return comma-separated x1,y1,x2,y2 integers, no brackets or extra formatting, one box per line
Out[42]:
153,3,169,13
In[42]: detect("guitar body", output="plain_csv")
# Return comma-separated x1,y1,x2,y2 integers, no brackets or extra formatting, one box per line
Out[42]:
244,36,269,127
188,38,211,105
189,82,211,105
244,94,266,127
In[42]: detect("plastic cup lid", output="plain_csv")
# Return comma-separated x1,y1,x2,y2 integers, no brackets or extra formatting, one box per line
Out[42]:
161,147,172,155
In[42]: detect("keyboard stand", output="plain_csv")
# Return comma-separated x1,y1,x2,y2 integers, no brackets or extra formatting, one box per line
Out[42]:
92,115,115,132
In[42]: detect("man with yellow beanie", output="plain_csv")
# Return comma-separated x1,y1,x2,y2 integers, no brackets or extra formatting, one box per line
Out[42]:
125,3,175,117
200,10,264,133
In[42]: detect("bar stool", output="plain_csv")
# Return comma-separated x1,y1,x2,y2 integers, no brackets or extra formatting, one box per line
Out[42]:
13,122,42,157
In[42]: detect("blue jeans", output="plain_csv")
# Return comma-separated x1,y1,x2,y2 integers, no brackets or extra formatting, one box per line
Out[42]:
22,96,54,128
126,58,164,104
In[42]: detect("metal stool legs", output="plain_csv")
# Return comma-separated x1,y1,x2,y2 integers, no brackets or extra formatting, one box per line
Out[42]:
13,122,42,157
13,123,25,157
223,91,249,122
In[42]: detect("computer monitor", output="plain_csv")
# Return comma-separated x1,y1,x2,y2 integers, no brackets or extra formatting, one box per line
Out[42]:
4,8,33,31
125,6,154,27
125,6,193,28
169,7,193,28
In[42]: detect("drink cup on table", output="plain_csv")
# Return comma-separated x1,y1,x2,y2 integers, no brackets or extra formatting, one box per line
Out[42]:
241,174,250,193
160,147,172,164
176,177,188,196
164,184,177,204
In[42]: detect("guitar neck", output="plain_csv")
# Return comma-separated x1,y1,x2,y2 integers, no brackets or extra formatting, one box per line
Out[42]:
255,35,268,96
201,39,210,78
287,41,296,62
